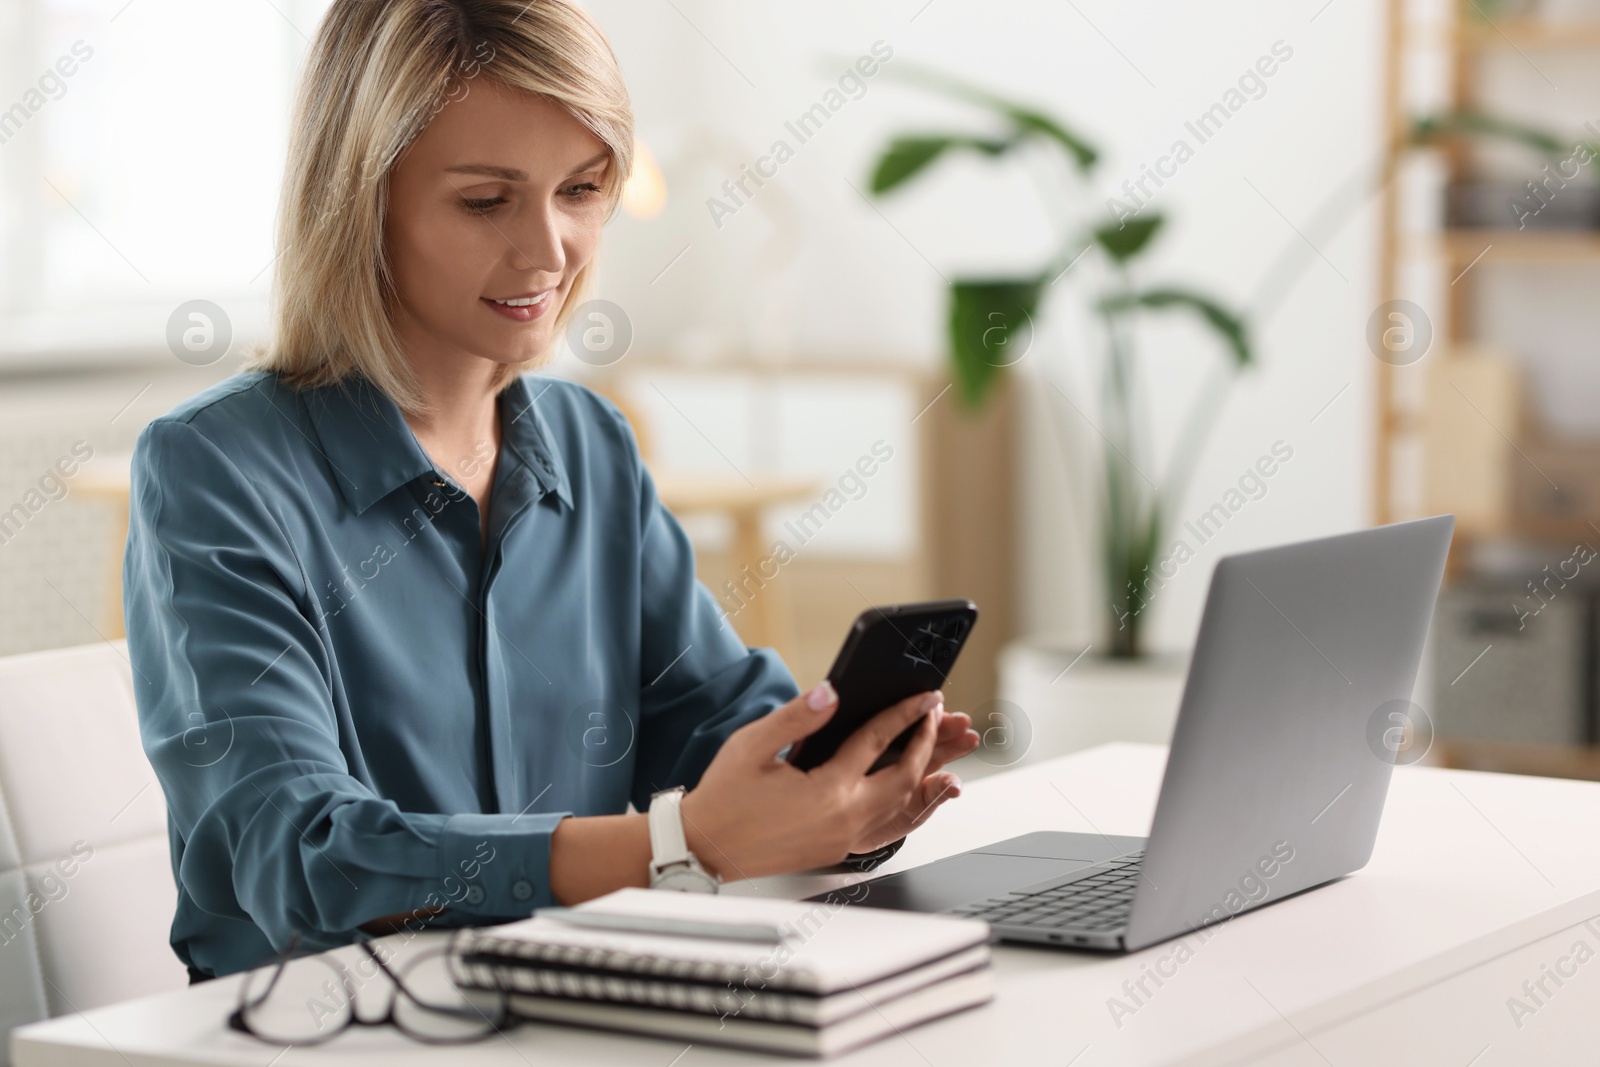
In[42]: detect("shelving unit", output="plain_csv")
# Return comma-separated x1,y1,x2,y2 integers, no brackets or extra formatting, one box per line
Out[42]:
1378,1,1600,781
1424,229,1600,263
1455,18,1600,48
1377,0,1600,527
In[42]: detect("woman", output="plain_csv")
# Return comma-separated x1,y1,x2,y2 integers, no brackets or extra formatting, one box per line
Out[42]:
124,0,979,982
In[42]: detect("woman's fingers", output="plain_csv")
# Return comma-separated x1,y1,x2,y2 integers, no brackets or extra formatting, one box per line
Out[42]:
691,683,976,879
924,771,962,808
903,699,942,770
825,690,942,780
903,771,962,829
865,698,941,809
936,710,974,743
849,770,963,853
896,777,953,831
926,711,979,773
738,681,839,761
911,776,959,833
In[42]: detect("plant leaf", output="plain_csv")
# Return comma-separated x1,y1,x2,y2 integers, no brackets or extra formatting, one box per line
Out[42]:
877,63,1100,174
1411,109,1571,156
1098,287,1253,369
947,278,1045,408
871,137,955,194
1092,214,1165,263
869,135,1013,194
1004,107,1098,171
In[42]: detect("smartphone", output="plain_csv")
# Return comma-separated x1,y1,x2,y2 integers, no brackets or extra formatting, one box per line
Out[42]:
785,599,979,774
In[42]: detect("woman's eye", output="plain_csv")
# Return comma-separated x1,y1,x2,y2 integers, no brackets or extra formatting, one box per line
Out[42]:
563,182,602,200
461,197,506,215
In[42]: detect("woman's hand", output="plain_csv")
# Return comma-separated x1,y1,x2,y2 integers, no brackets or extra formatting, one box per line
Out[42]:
845,704,979,855
677,681,978,882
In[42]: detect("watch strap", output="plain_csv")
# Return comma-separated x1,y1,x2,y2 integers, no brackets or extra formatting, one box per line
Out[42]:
648,787,692,872
841,835,907,872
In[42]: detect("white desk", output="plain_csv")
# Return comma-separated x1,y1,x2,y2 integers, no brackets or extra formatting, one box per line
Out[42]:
15,743,1600,1066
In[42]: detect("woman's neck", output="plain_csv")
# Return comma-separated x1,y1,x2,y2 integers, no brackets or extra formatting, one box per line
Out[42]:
401,348,503,486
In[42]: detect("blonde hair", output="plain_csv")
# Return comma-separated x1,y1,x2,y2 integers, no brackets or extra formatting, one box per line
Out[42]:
247,0,634,416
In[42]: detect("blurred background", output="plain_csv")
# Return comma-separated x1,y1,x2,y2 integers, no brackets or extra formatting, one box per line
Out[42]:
2,0,1598,781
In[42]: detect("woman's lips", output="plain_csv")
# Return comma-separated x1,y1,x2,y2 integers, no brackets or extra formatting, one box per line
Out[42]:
482,292,553,323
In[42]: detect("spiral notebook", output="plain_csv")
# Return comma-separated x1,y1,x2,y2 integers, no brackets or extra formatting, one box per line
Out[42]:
451,887,995,1057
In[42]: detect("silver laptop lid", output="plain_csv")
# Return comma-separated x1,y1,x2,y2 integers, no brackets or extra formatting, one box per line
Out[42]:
1123,516,1454,951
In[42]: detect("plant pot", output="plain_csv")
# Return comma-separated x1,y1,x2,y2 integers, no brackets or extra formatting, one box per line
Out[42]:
987,638,1188,767
919,371,1017,713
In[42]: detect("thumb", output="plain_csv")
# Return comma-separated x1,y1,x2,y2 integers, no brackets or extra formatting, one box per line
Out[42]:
746,681,839,759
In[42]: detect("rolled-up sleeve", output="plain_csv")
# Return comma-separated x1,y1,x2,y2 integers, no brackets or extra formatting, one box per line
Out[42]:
125,419,566,958
600,406,800,813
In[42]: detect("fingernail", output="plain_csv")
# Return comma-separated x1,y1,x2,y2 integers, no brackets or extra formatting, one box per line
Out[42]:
807,680,837,711
948,776,962,795
919,691,943,713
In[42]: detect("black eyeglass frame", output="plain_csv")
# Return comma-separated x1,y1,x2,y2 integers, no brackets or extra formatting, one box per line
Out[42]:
227,930,514,1047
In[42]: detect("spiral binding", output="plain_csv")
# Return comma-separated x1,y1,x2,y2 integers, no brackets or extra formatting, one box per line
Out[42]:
454,929,806,1023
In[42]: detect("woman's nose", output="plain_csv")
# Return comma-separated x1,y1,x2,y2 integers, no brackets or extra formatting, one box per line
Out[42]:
506,201,567,277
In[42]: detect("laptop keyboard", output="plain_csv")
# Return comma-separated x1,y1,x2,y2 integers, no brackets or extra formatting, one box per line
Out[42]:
945,851,1145,932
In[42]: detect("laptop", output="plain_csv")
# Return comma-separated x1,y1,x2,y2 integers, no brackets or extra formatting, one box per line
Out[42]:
809,516,1454,952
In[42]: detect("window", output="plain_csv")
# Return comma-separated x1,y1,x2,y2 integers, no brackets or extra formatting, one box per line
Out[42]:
0,0,334,362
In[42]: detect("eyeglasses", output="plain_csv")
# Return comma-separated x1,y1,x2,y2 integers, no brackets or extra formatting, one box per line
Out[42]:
229,931,514,1046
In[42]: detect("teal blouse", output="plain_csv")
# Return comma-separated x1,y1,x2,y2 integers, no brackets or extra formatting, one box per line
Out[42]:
123,369,799,977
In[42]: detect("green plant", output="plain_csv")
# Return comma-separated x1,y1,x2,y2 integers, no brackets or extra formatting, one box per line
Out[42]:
867,66,1254,659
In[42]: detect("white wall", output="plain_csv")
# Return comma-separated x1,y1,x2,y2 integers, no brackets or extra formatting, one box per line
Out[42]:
581,0,1384,652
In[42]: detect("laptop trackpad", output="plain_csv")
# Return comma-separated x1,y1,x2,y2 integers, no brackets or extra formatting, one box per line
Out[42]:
820,853,1092,913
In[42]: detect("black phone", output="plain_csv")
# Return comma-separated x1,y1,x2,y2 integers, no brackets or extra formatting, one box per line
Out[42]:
786,599,978,774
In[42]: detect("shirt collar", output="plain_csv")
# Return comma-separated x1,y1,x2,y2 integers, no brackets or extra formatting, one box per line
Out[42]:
498,374,574,511
301,372,574,516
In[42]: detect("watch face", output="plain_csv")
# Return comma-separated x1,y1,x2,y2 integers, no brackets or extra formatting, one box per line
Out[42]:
653,867,718,893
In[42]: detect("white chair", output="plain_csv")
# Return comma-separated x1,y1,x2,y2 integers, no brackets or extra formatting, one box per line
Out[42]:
0,641,186,1063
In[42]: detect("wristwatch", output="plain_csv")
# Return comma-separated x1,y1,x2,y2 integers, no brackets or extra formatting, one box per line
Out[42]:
647,786,721,893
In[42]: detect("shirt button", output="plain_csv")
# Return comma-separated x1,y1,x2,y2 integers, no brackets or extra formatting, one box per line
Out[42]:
465,885,486,906
512,880,534,901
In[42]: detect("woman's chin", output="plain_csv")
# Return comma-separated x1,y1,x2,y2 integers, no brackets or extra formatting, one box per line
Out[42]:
475,334,557,369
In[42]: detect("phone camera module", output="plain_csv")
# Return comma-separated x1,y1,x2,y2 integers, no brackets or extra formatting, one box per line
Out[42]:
903,624,942,667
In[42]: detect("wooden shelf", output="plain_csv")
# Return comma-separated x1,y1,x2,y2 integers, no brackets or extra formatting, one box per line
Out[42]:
1407,229,1600,264
1508,512,1600,546
1455,19,1600,50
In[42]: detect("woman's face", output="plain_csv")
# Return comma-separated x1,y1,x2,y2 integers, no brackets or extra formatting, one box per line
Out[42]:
384,80,611,372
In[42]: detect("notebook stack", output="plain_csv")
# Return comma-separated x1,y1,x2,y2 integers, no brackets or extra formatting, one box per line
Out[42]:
450,887,995,1058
